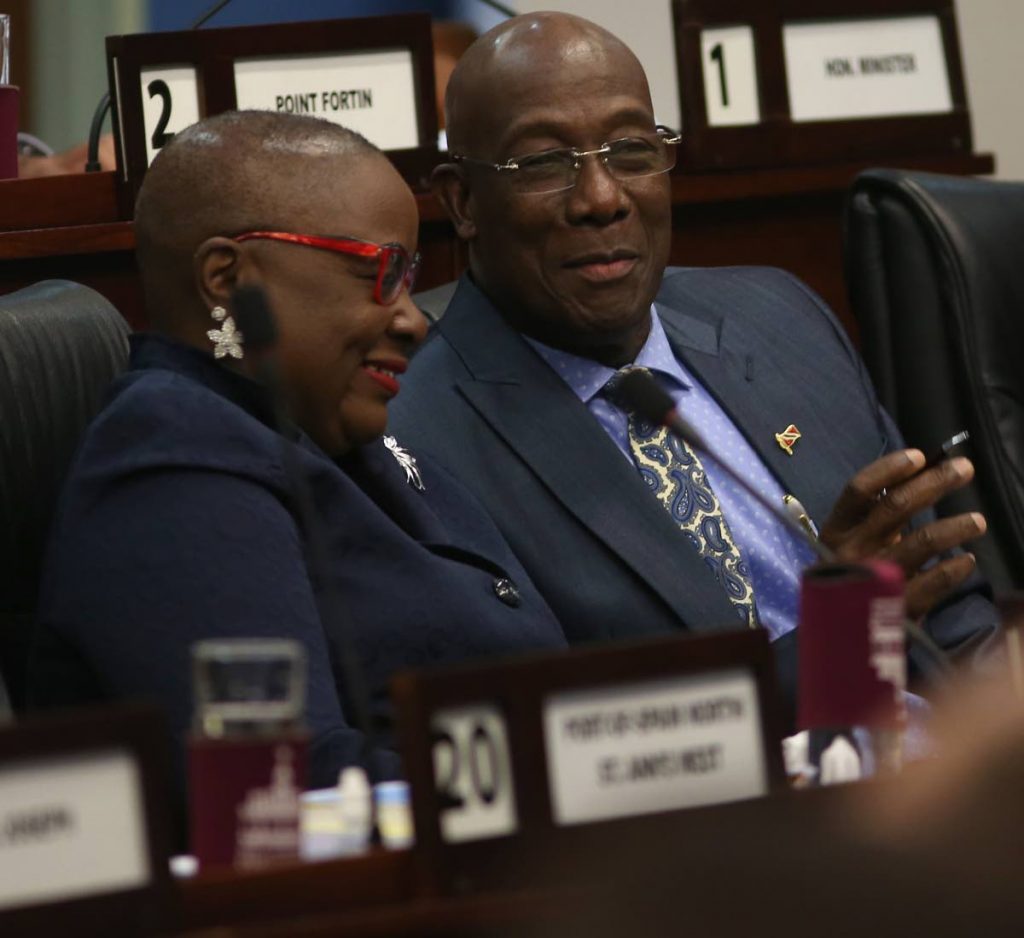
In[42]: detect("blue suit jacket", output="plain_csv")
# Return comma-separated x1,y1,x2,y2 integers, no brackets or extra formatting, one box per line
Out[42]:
390,268,998,724
33,335,567,789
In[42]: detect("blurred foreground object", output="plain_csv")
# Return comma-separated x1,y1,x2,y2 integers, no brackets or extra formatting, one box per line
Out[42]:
188,638,308,871
16,132,115,178
0,14,18,179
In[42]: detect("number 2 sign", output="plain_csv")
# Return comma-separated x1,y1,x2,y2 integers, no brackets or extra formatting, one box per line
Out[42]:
139,65,200,166
700,26,760,127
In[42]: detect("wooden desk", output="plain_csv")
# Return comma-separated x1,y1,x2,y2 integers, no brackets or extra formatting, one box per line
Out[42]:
0,152,993,337
169,779,1024,937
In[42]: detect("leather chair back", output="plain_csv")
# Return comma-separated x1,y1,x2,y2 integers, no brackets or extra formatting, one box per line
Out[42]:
0,281,129,710
844,169,1024,593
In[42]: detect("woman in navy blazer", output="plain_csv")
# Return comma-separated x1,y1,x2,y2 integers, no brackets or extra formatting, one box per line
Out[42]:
32,111,567,793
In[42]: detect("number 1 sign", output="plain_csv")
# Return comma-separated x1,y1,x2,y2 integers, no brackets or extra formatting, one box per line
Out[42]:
700,26,760,127
671,0,972,171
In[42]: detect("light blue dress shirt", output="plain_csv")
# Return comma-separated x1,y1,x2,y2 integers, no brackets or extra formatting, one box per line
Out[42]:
527,308,818,642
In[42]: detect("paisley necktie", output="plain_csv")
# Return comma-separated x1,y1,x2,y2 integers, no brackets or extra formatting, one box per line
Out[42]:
610,368,758,628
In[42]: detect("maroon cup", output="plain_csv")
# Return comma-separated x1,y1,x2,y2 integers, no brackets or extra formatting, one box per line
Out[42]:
0,85,18,180
188,732,308,870
798,560,907,731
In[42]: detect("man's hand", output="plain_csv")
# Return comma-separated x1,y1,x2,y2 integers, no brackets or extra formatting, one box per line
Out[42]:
819,449,986,620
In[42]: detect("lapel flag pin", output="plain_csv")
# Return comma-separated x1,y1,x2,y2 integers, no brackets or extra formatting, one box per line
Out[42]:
775,424,801,456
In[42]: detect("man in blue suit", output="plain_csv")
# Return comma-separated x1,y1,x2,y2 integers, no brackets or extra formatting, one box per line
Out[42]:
390,12,996,717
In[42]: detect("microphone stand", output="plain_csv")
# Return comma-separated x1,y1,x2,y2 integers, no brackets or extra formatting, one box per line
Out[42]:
233,285,383,778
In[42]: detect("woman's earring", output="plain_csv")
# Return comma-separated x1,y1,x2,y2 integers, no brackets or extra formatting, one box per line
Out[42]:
206,306,245,360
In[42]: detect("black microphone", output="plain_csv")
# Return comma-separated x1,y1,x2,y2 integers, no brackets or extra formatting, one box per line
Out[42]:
610,368,953,674
232,285,383,776
473,0,518,17
85,92,111,173
190,0,236,29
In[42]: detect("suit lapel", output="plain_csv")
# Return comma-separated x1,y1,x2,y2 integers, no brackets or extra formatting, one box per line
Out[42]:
657,299,845,527
342,439,453,547
438,279,743,633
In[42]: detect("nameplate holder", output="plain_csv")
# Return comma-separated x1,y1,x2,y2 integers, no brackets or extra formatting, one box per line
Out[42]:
671,0,971,171
393,629,785,897
105,13,438,215
0,703,174,936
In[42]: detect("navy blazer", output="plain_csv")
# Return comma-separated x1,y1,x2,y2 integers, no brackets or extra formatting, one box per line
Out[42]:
390,268,998,723
33,335,567,788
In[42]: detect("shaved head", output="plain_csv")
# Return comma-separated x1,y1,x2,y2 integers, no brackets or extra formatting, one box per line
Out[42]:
134,110,379,328
445,13,648,159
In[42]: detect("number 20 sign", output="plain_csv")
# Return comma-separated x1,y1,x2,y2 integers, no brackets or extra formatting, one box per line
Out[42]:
430,704,517,844
700,26,761,127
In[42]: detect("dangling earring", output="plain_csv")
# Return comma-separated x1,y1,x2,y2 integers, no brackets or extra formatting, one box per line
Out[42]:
206,306,244,360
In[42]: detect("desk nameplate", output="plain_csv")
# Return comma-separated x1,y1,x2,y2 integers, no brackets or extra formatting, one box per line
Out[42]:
106,14,439,214
393,629,784,897
0,705,173,936
544,668,767,826
671,0,971,170
233,49,419,150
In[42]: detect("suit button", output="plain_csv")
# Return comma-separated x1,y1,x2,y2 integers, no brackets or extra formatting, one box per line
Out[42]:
492,577,521,608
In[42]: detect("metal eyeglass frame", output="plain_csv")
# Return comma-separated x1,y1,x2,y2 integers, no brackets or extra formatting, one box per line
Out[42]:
450,125,683,194
233,231,421,306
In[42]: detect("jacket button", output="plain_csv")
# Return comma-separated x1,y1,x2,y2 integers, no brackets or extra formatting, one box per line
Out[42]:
492,577,521,608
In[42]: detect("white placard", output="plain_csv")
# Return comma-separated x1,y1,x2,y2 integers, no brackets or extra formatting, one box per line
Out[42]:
0,749,149,910
234,50,419,151
431,704,517,844
701,26,761,127
544,669,767,826
139,65,201,167
783,16,953,123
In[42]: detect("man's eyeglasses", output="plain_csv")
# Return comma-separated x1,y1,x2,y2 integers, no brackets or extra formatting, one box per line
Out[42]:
451,126,682,196
233,231,421,306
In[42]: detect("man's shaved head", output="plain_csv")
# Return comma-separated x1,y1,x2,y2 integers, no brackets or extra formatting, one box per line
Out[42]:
134,110,378,327
445,12,648,159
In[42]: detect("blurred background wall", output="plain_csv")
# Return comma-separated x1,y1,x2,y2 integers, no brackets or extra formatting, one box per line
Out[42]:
8,0,1024,178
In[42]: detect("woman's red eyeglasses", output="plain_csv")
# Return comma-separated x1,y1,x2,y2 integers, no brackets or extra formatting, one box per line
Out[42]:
233,231,421,306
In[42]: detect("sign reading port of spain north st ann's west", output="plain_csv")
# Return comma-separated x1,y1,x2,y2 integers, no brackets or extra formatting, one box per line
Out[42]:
233,49,420,151
783,15,953,123
543,669,768,826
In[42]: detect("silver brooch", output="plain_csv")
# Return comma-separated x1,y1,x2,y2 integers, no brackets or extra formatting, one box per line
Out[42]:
206,306,245,360
383,435,425,491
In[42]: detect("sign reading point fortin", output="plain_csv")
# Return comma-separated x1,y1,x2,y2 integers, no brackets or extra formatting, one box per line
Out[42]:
234,49,419,151
544,669,767,825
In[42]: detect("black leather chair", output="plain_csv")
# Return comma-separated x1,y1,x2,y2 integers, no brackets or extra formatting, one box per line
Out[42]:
0,281,129,712
844,169,1024,594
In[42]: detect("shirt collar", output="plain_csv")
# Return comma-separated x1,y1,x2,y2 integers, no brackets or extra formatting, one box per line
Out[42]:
525,307,692,404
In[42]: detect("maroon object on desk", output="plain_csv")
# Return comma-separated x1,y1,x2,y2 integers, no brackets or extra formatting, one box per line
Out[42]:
188,733,308,871
798,560,907,730
0,85,18,179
